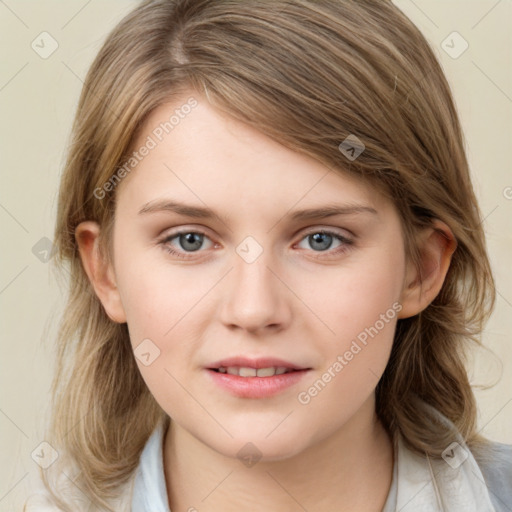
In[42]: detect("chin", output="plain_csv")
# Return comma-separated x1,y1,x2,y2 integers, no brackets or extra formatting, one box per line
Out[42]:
206,429,312,463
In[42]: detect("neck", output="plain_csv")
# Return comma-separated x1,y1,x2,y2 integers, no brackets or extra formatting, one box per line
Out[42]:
163,395,394,512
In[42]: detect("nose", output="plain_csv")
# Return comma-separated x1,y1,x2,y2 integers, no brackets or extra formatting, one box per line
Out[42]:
219,250,292,335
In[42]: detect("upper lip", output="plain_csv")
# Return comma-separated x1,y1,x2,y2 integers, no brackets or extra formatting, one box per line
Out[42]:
207,356,310,370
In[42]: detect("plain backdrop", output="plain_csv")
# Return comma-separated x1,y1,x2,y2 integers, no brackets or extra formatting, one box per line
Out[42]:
1,1,511,510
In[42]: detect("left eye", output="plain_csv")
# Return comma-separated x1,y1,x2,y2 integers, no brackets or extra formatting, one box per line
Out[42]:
296,230,352,253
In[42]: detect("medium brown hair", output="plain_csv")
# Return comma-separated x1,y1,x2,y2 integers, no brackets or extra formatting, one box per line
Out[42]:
32,0,495,510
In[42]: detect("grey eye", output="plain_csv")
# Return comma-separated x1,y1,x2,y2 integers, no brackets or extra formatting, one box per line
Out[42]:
177,232,204,252
306,232,335,251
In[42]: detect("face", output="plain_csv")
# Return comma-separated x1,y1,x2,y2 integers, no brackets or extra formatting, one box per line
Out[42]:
108,94,408,460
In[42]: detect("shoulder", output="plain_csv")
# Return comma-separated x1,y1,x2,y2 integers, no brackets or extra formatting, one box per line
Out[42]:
23,482,134,512
23,493,64,512
22,474,66,512
472,439,512,511
23,468,134,512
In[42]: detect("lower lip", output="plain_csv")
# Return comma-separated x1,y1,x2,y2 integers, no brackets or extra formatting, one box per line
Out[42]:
206,369,310,398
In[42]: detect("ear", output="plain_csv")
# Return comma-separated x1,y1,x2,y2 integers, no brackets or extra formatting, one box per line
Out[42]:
75,221,127,323
398,219,457,319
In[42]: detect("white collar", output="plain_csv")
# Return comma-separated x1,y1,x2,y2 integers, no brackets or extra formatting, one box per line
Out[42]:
130,420,497,512
385,434,496,511
131,420,170,512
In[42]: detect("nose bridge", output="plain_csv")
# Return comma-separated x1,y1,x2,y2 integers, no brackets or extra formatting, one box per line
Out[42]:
219,239,290,332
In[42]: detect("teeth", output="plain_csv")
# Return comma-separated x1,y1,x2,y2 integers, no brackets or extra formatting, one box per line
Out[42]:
239,367,257,377
256,367,276,377
218,366,293,377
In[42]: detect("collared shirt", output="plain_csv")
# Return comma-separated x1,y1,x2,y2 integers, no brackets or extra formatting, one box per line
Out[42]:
131,419,512,512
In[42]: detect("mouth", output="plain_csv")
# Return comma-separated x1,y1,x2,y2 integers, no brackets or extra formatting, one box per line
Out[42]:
205,357,312,398
208,366,301,377
206,356,311,377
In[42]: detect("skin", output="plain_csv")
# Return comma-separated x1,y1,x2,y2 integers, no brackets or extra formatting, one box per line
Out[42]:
76,94,456,511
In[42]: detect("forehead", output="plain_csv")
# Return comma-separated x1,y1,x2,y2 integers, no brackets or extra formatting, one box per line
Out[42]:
116,95,393,221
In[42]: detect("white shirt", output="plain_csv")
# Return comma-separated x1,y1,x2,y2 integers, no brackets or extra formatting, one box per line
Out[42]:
131,419,512,512
25,415,512,511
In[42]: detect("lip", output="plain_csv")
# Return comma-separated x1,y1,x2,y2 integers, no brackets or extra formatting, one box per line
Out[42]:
205,356,312,399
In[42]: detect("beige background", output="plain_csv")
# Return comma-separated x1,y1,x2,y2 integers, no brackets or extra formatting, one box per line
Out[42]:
1,1,510,509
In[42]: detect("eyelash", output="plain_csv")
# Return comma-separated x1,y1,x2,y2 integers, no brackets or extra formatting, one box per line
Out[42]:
159,228,354,260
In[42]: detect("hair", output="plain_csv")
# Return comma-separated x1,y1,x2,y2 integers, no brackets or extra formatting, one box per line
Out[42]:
30,0,496,510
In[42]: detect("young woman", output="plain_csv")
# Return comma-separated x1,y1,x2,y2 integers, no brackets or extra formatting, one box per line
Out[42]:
26,0,512,510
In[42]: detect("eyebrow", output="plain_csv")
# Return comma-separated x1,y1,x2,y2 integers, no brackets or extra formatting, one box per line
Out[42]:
138,199,378,223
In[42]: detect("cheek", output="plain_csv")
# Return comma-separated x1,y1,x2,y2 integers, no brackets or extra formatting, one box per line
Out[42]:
114,248,220,410
114,242,209,342
300,247,404,399
316,246,404,337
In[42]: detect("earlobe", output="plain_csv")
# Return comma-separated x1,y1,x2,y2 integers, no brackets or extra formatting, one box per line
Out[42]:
75,221,127,323
398,220,457,319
